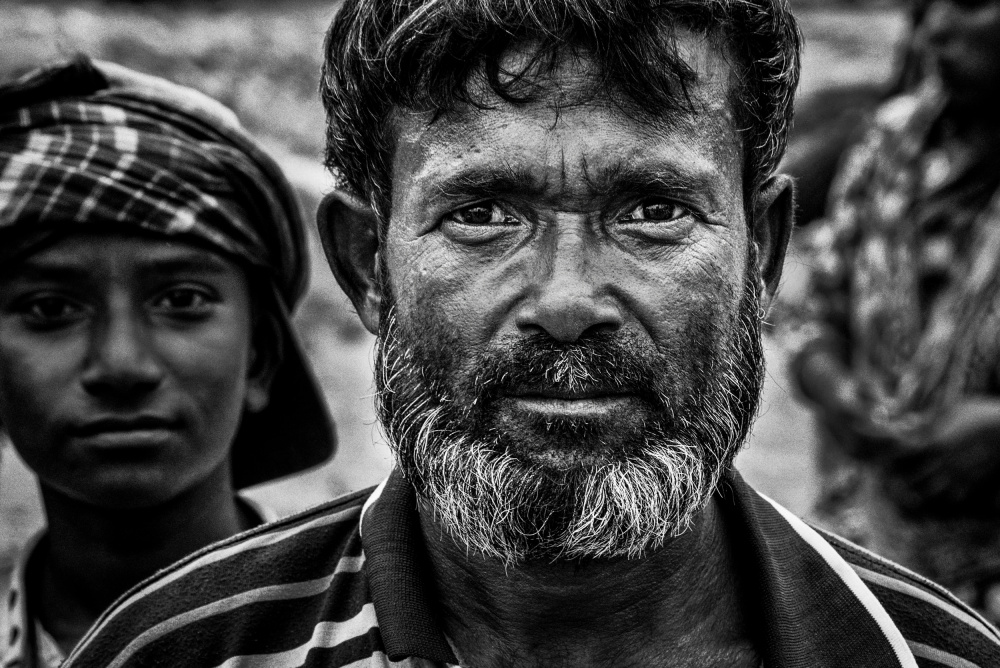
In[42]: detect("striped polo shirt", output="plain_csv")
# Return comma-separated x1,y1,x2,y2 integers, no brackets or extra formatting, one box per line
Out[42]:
63,470,1000,667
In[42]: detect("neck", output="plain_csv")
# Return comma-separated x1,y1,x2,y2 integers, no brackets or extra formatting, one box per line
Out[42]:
420,497,758,668
32,462,253,653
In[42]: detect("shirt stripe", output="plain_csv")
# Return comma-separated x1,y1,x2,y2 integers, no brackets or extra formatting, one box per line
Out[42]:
62,473,1000,668
760,494,919,668
0,495,283,668
821,528,1000,644
359,477,389,540
73,504,362,658
854,564,999,644
212,602,379,668
108,565,360,668
338,651,432,668
910,641,986,668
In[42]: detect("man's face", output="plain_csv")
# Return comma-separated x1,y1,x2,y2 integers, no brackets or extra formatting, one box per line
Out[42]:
372,33,771,563
0,233,264,508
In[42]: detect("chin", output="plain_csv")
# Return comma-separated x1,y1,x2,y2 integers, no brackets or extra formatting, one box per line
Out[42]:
509,447,619,472
59,470,186,510
404,418,715,564
499,429,651,474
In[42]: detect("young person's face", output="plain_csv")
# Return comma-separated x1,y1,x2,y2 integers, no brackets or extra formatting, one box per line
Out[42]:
0,233,266,509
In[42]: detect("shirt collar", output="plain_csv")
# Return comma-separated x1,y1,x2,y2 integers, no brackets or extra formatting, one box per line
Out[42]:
361,468,916,667
717,473,917,667
1,530,65,668
361,470,457,664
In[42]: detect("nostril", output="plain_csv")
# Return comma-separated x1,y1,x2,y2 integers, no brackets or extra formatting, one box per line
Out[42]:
81,366,162,397
515,297,624,343
580,322,621,339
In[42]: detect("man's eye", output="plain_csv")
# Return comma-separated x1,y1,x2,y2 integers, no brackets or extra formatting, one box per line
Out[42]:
444,202,518,227
619,200,691,223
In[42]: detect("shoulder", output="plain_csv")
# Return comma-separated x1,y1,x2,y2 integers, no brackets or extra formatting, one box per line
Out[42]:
64,487,379,668
819,527,1000,665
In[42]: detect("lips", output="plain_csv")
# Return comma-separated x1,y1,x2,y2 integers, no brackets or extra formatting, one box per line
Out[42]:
512,389,630,400
71,415,179,448
74,415,176,436
505,388,637,418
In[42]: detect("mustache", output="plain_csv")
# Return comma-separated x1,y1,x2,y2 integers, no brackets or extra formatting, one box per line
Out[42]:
468,330,669,404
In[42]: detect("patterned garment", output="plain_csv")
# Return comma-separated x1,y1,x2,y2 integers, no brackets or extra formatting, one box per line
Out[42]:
0,57,306,304
0,496,278,668
805,78,1000,425
60,469,1000,668
798,78,1000,616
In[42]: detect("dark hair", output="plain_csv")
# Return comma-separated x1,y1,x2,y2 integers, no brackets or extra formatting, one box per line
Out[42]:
321,0,801,222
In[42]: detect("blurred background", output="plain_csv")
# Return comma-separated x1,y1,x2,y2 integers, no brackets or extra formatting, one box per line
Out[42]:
0,0,911,557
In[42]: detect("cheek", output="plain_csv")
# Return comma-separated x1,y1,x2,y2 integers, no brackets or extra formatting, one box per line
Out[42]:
386,241,504,347
0,339,90,482
0,333,82,436
156,321,253,418
154,325,252,485
628,240,745,343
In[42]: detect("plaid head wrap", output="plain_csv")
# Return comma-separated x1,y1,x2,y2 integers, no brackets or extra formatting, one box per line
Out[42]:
0,56,335,487
0,56,304,303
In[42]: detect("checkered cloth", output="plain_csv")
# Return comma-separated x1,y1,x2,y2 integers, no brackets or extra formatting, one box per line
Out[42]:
0,56,307,305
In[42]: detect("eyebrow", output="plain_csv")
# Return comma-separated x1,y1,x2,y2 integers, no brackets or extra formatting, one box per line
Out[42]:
432,163,546,202
584,160,719,204
427,157,724,210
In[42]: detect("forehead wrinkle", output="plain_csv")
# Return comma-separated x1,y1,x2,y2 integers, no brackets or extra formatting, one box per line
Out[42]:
559,145,568,190
396,37,742,213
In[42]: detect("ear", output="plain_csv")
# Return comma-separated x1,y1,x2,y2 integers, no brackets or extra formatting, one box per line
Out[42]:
244,311,283,414
751,174,795,306
317,190,382,334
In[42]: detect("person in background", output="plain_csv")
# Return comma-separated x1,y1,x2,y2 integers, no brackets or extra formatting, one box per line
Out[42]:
793,0,1000,624
0,56,335,664
781,0,930,228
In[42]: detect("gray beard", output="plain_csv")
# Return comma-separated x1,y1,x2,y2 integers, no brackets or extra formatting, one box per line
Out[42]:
374,273,764,566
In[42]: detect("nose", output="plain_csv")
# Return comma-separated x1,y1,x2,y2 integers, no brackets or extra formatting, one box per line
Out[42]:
80,302,164,398
514,225,624,342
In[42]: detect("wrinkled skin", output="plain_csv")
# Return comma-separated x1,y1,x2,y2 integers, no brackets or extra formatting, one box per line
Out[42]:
325,36,793,559
372,41,777,562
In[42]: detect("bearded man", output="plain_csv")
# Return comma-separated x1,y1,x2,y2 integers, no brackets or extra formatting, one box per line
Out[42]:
64,1,1000,667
